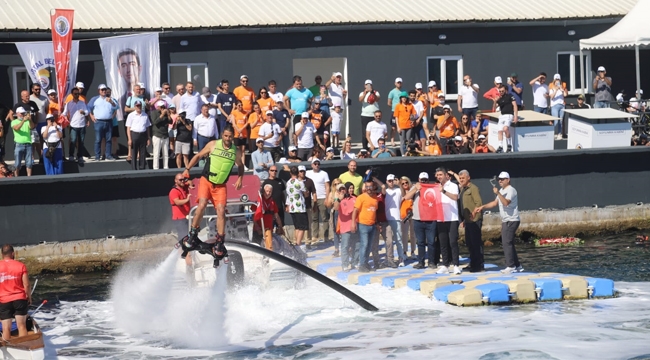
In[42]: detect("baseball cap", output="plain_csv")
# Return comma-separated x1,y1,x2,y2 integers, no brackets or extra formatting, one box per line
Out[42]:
256,138,264,143
510,72,518,78
298,165,306,171
553,74,561,80
326,147,334,152
137,82,145,88
311,158,321,164
134,100,143,106
155,86,163,92
478,134,486,139
16,107,26,114
75,82,85,89
169,103,176,108
360,149,368,153
428,80,437,87
419,172,429,180
47,89,56,94
453,135,462,141
301,112,309,118
498,171,510,179
395,77,403,83
240,75,248,80
46,114,54,119
578,94,585,100
334,72,342,77
336,183,346,191
386,174,396,181
202,86,210,96
597,66,606,72
156,100,166,108
98,84,107,90
494,76,503,84
438,92,445,98
415,82,423,89
324,131,329,135
639,89,644,95
265,110,273,115
365,79,373,85
443,104,451,110
288,145,297,152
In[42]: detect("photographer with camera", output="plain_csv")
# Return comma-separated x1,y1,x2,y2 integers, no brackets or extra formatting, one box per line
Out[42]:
371,138,395,158
405,140,427,156
173,110,193,169
41,114,63,175
472,134,496,153
11,107,35,177
436,104,459,154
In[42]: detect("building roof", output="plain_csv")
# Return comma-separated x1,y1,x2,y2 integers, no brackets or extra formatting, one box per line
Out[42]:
0,0,639,32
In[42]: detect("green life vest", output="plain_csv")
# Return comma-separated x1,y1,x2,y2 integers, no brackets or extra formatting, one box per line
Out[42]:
203,139,236,185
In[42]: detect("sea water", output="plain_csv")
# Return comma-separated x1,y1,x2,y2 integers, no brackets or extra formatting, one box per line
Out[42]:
34,234,650,359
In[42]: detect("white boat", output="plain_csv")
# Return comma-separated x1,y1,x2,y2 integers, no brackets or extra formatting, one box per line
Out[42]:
0,317,45,360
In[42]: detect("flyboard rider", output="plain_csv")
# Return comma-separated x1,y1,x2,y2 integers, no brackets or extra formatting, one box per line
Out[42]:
180,125,244,266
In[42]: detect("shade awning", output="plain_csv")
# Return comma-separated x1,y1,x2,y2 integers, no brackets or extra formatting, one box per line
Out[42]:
580,0,650,49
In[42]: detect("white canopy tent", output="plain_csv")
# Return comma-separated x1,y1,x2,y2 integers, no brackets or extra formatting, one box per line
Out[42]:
579,0,650,96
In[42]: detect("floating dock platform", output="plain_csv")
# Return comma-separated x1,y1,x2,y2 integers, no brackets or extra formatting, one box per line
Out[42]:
306,246,616,306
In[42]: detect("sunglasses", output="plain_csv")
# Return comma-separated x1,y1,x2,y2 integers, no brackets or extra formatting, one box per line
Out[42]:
241,80,248,83
420,179,429,182
260,91,267,94
401,182,409,185
498,178,507,181
387,179,394,182
163,87,170,90
269,169,277,172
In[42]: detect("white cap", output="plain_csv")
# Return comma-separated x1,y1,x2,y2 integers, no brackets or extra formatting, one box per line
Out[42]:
155,86,163,92
443,104,451,110
240,74,248,80
311,158,321,164
298,165,306,171
332,98,342,107
386,174,396,181
98,84,107,90
478,134,486,139
256,137,264,143
265,110,273,115
419,172,429,179
638,89,644,95
156,100,166,108
428,80,437,87
438,92,445,98
553,74,561,80
597,66,606,72
288,145,297,151
616,93,624,102
395,77,403,83
326,147,334,152
365,79,372,85
46,113,54,119
75,81,84,89
453,135,462,141
137,82,145,88
498,171,510,179
15,107,26,113
360,149,368,153
301,112,310,118
334,72,342,77
324,130,329,135
47,89,56,94
415,82,423,89
494,76,503,84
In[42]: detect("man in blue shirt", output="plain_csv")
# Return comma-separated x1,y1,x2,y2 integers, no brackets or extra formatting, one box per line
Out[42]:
273,101,291,156
507,73,524,109
284,75,313,128
215,79,235,134
371,138,395,158
88,84,119,161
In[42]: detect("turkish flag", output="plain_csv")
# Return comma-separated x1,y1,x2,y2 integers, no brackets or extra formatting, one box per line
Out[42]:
50,9,74,99
418,183,444,221
255,192,277,230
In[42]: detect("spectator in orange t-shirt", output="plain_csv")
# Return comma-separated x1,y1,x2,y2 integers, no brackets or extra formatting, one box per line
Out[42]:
0,244,30,340
248,102,264,151
424,134,442,156
352,179,379,272
392,92,416,156
436,105,459,154
229,101,249,169
256,87,275,113
233,75,256,113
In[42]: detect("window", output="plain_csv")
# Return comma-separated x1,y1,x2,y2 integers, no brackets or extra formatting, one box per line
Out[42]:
557,51,591,94
11,67,32,104
426,56,463,100
167,63,209,90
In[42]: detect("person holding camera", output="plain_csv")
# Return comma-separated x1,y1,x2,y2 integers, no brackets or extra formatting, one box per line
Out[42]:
151,100,171,169
371,138,395,158
593,66,614,109
472,135,496,153
359,80,381,150
173,110,193,169
473,171,523,274
393,92,416,156
11,107,35,177
41,114,63,175
436,104,459,154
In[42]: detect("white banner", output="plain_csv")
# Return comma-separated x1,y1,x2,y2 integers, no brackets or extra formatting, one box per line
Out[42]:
15,40,80,97
99,33,160,120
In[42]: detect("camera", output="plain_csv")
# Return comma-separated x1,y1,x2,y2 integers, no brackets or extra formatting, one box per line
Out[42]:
407,142,418,152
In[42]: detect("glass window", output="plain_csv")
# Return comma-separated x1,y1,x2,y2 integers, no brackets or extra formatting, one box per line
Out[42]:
11,67,32,104
426,56,463,100
167,63,209,90
557,51,591,94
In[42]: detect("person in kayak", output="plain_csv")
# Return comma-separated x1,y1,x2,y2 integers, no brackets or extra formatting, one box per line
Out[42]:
181,125,244,265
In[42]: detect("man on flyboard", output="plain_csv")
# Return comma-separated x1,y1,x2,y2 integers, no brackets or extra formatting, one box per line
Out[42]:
180,124,244,266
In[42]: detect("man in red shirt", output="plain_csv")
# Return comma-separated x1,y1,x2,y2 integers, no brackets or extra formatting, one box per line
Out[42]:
255,184,285,251
0,244,31,340
169,173,192,266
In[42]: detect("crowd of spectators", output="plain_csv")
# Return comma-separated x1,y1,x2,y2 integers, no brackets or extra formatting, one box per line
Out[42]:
1,65,645,177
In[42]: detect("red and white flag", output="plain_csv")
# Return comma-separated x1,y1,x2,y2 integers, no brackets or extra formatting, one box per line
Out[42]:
418,183,444,222
50,9,74,98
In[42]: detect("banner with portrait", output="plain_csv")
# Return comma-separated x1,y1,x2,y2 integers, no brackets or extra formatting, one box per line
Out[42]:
15,40,80,97
98,33,160,121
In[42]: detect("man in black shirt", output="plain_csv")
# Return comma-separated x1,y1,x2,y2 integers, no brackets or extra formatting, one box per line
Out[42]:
174,110,193,169
494,87,518,153
215,80,235,134
262,165,286,228
448,136,471,154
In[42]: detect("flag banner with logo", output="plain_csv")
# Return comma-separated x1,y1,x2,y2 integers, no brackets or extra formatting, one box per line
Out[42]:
418,183,444,221
98,33,160,121
16,40,80,97
50,9,74,100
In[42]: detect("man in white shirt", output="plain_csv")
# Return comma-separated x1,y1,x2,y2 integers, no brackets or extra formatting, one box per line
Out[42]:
258,110,283,161
457,74,479,120
529,72,550,114
294,112,322,161
201,87,219,118
125,101,151,170
172,83,185,110
192,104,218,153
306,159,331,244
268,80,284,104
326,72,347,110
180,81,202,121
435,167,461,275
365,110,388,150
381,174,405,267
62,89,89,162
359,79,380,149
